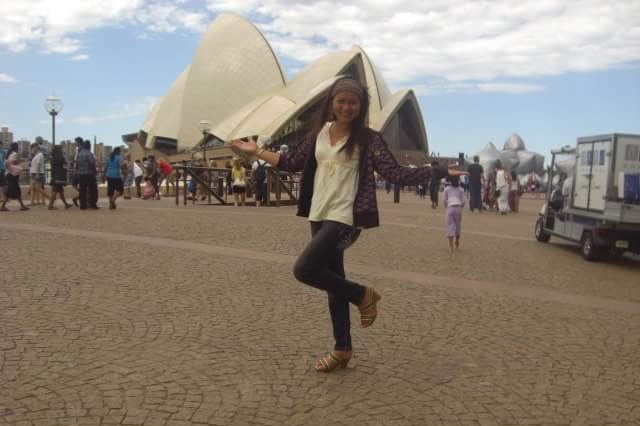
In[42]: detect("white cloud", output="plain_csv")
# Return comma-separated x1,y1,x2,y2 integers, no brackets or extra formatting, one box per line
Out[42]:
208,0,640,89
477,83,544,94
0,0,208,54
413,81,543,95
135,3,209,33
71,96,159,124
0,73,18,83
69,54,89,61
2,1,639,94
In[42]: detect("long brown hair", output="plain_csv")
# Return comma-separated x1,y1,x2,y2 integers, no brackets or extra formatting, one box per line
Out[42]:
311,76,371,159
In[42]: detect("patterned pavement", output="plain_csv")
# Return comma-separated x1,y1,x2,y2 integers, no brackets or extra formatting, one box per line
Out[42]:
1,192,639,426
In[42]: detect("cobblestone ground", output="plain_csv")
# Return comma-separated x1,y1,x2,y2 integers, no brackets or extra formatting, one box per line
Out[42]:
1,191,639,426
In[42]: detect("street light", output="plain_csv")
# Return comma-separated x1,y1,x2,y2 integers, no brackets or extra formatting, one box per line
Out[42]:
44,95,63,146
198,120,211,165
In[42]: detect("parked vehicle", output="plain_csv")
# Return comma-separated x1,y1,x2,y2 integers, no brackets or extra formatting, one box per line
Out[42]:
535,133,640,261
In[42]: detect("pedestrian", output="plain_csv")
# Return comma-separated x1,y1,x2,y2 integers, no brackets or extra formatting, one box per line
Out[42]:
85,140,99,209
252,156,268,207
48,145,72,210
467,155,484,212
70,137,83,207
231,76,467,372
28,144,50,206
495,161,511,215
1,143,29,211
231,158,246,207
76,140,99,209
122,153,134,199
104,147,124,209
133,159,144,197
158,159,175,196
142,176,155,199
429,161,440,209
0,143,6,204
417,183,426,199
485,167,497,211
146,155,160,200
443,176,465,254
508,171,521,213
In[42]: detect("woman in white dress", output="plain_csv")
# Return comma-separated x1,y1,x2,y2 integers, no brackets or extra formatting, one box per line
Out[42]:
495,161,511,215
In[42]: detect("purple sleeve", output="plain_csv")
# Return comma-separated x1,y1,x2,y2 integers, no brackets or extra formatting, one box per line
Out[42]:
371,133,448,185
276,134,315,173
443,187,449,207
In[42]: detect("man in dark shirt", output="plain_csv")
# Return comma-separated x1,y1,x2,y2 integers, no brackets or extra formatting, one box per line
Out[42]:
467,155,484,212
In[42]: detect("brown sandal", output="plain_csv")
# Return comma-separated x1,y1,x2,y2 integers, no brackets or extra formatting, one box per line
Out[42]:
358,287,381,328
315,351,352,372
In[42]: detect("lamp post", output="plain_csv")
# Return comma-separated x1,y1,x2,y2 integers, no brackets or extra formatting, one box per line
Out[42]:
198,120,212,203
198,120,211,165
44,95,63,146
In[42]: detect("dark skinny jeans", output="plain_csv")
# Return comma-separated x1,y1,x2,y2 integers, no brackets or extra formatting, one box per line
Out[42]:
293,220,366,351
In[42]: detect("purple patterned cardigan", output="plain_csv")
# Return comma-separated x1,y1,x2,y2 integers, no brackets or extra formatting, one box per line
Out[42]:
277,128,447,228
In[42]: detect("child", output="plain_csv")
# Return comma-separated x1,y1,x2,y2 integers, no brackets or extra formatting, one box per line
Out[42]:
142,176,155,200
443,176,465,254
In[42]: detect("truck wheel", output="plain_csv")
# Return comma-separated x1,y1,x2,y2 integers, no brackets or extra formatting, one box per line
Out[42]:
581,232,602,261
535,218,551,242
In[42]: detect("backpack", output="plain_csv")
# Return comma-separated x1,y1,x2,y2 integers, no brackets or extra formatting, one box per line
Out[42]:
254,160,267,182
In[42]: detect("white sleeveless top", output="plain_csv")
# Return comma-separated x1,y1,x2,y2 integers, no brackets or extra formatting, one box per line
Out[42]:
308,122,360,226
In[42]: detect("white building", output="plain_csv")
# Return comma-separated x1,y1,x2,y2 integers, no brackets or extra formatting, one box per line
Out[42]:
139,13,428,162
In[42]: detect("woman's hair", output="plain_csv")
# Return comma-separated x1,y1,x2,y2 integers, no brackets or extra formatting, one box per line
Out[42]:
110,147,121,161
311,75,371,159
450,176,460,187
511,171,517,180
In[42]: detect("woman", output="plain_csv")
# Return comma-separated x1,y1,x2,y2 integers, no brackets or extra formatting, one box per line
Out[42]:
231,158,247,207
28,144,50,206
231,76,467,372
1,143,29,211
104,147,124,209
48,145,72,210
443,176,465,254
495,161,511,215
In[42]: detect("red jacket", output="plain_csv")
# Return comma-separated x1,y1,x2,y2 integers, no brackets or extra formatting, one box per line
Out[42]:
277,128,447,228
159,161,173,176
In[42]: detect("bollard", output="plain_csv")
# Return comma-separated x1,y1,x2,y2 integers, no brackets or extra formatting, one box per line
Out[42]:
393,184,400,203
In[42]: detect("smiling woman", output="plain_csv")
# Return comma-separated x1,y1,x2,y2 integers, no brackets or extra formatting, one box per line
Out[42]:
230,76,468,373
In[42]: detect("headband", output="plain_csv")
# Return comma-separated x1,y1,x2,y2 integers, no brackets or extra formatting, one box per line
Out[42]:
331,78,364,99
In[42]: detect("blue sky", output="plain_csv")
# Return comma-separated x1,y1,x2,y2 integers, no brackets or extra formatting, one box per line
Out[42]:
1,0,639,160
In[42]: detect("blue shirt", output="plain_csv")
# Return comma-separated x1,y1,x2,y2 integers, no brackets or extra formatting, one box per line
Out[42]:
0,149,5,172
106,155,123,179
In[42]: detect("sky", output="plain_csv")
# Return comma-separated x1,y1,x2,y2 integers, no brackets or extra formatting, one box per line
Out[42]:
1,0,639,159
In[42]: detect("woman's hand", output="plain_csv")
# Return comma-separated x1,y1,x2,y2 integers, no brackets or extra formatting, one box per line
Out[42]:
230,139,258,157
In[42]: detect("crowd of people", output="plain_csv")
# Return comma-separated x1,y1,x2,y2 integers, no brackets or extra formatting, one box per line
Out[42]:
0,137,184,212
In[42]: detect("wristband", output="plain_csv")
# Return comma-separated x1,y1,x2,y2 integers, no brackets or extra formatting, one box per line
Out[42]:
255,148,265,157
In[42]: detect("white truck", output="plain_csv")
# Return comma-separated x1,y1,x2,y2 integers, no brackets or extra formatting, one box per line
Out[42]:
535,133,640,260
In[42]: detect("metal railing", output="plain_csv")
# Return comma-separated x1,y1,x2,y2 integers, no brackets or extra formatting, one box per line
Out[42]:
172,165,300,207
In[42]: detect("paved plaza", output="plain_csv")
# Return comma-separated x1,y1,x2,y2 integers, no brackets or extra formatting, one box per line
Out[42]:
1,191,639,426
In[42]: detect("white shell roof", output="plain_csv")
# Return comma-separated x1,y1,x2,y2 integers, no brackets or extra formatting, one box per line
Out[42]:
176,13,286,145
141,13,427,153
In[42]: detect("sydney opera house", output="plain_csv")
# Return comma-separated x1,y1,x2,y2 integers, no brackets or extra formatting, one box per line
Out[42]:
135,13,429,163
